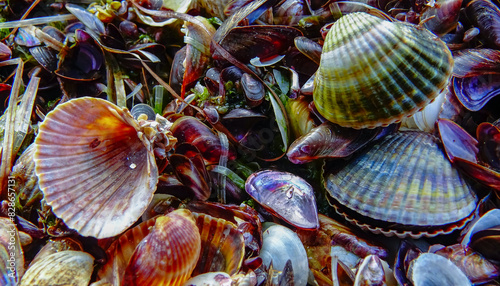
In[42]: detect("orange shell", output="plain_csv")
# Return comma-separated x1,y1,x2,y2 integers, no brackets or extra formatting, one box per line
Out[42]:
123,209,201,286
34,97,158,238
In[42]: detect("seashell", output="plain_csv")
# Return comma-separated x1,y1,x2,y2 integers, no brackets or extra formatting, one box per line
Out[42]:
241,73,265,107
407,253,472,286
10,144,41,207
313,12,453,129
30,237,83,267
123,209,201,286
287,122,383,164
260,222,309,286
98,217,157,285
325,131,477,238
465,0,500,48
431,244,499,284
191,213,245,276
353,255,386,286
421,0,463,36
130,103,156,121
245,170,319,230
171,116,236,164
182,272,232,286
34,97,158,238
19,250,94,286
401,89,446,132
0,218,24,285
462,208,500,246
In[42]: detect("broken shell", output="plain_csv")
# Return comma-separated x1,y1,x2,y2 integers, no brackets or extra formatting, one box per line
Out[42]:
123,209,201,286
0,218,24,285
19,250,94,286
192,213,245,276
325,131,477,238
313,12,453,129
34,97,158,238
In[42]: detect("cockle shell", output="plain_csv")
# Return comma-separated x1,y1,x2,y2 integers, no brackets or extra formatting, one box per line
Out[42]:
192,213,245,276
19,250,94,286
123,209,201,286
313,12,453,129
34,97,158,238
325,131,477,238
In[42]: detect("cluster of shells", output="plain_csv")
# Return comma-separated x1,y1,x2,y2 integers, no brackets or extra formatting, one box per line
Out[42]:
1,0,500,285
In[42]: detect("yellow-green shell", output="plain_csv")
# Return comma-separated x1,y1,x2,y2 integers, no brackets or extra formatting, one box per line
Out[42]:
325,131,477,238
313,12,453,129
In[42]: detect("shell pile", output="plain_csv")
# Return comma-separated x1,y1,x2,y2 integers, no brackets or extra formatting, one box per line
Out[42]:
2,0,500,285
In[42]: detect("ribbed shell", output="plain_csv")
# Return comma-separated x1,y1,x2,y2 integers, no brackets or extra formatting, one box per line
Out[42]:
192,213,245,276
325,131,477,238
313,12,453,129
123,209,201,286
34,97,158,239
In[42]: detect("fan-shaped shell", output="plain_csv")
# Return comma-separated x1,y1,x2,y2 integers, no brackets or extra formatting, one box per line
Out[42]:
123,209,201,286
19,250,94,286
34,97,158,238
325,131,477,238
313,12,453,129
192,213,245,276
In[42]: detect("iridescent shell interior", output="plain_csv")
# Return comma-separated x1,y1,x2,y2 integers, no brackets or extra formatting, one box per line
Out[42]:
325,131,477,238
34,97,158,239
313,12,453,129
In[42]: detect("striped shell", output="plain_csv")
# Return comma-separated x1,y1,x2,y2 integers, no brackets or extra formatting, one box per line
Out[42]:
324,131,477,238
34,97,158,238
123,209,201,286
313,12,453,129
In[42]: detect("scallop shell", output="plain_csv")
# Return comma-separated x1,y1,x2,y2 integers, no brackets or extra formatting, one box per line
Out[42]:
324,131,477,238
192,213,245,276
313,12,453,129
19,250,94,286
123,209,201,286
98,217,157,285
34,97,158,238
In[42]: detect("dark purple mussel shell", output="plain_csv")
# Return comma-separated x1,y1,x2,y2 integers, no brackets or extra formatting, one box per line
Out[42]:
171,116,236,164
286,121,383,164
453,75,500,112
241,73,265,107
245,170,319,230
213,25,303,65
477,122,500,170
438,119,500,189
453,49,500,78
466,0,500,49
55,30,104,81
169,154,211,201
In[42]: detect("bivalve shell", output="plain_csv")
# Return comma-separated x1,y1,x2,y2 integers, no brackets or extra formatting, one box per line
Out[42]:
123,209,201,286
313,12,453,129
408,253,472,286
34,97,158,238
19,250,94,286
325,131,477,238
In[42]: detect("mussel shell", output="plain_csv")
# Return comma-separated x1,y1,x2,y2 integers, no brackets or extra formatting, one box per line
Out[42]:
34,97,158,238
260,223,309,286
325,131,477,238
313,12,453,129
245,170,319,230
408,253,472,286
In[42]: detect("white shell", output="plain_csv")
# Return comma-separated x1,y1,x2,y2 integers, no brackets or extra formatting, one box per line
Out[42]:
260,223,309,286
